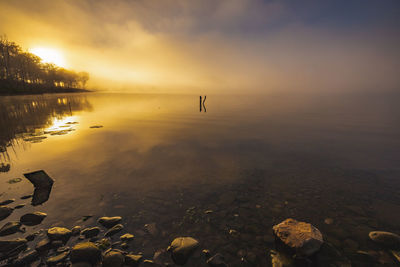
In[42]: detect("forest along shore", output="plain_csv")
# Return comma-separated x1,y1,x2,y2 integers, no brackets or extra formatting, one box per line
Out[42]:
0,37,90,96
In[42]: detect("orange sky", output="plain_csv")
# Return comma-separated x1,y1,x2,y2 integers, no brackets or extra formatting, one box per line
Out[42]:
1,0,399,94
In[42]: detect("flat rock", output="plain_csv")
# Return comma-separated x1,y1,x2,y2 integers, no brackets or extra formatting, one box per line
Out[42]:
81,227,100,238
98,216,122,228
46,251,70,265
105,224,123,237
47,227,72,242
70,242,102,264
0,206,13,221
167,237,199,265
0,221,21,236
23,170,54,206
103,250,125,267
20,212,47,226
369,231,400,249
0,199,15,206
273,218,323,256
125,254,143,266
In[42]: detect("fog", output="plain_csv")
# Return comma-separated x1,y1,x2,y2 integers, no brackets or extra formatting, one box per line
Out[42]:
1,0,399,94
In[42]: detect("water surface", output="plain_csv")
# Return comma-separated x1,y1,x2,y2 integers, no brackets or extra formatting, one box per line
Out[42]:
1,92,399,265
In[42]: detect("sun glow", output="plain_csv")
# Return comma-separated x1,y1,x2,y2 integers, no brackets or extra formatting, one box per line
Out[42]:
30,47,66,67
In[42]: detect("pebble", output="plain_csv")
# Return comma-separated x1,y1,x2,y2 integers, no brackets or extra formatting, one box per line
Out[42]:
120,233,135,242
81,227,100,238
98,216,122,228
105,224,124,237
0,206,13,221
167,236,199,265
0,221,21,236
20,212,47,226
47,227,72,242
207,253,228,267
70,242,102,264
103,250,125,267
0,199,15,206
14,204,25,209
125,254,143,266
369,231,400,249
46,251,70,265
71,226,82,236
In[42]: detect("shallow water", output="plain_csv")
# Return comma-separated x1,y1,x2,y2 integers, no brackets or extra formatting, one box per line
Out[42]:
0,92,400,266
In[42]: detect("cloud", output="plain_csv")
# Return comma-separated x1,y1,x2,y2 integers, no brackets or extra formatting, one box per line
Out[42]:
1,0,399,93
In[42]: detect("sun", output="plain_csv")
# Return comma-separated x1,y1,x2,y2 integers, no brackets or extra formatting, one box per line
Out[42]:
30,47,66,67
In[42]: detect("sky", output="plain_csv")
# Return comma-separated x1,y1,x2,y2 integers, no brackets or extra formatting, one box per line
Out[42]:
0,0,399,94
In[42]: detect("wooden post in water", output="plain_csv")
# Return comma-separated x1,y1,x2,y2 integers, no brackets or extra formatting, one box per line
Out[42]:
200,96,202,112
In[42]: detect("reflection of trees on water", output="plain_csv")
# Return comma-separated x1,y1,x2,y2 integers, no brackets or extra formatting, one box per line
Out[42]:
0,94,93,171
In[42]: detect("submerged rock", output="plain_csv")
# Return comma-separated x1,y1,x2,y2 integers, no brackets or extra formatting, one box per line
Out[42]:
167,237,199,265
98,216,122,228
20,194,32,200
0,199,15,206
14,204,25,209
273,218,323,256
81,227,100,238
0,206,13,221
47,227,72,242
369,231,400,249
105,224,124,237
103,250,125,267
23,170,54,206
0,221,21,236
13,250,39,266
207,253,228,267
20,212,47,226
0,238,27,259
125,254,143,266
46,251,70,265
120,233,134,242
70,242,102,264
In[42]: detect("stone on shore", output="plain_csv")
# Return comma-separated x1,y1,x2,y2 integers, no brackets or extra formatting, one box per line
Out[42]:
0,238,27,258
105,224,124,237
70,242,102,264
47,227,72,242
103,250,125,267
13,250,39,266
46,251,70,265
273,218,323,256
20,212,47,226
207,253,228,267
125,254,143,266
0,221,21,236
369,231,400,249
98,216,122,228
0,206,13,221
23,170,54,206
167,237,199,265
71,226,82,236
35,238,51,252
0,199,15,206
120,233,134,242
81,227,100,238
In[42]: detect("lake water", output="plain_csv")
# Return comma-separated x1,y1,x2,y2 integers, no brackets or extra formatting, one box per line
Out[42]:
0,92,400,266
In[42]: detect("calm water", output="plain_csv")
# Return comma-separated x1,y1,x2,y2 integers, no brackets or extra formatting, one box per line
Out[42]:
0,92,400,266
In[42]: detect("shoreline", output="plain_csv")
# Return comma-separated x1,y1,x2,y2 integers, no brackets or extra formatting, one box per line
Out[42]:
0,88,92,96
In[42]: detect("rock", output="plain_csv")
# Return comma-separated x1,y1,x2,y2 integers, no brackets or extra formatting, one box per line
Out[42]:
20,212,47,226
142,259,160,266
98,216,122,228
103,250,125,267
391,250,400,263
47,227,72,242
0,199,15,206
270,250,295,267
369,231,400,249
144,223,158,236
70,242,102,264
25,233,37,241
90,125,103,128
35,238,51,252
202,249,211,258
14,204,25,209
273,218,323,256
167,237,199,265
23,170,54,206
20,194,33,199
7,178,22,184
0,206,13,221
51,240,64,248
120,233,135,242
324,218,334,225
0,238,27,258
71,226,82,236
13,250,39,266
125,254,143,266
46,251,70,265
105,224,123,237
207,253,228,267
0,221,21,236
81,227,100,238
96,238,111,250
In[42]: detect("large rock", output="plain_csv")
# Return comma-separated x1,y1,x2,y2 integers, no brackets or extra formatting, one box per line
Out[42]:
98,216,122,228
47,227,72,242
20,212,47,226
369,231,400,249
0,221,21,236
70,242,102,264
167,237,199,265
103,250,125,267
23,170,54,206
273,218,323,256
0,206,13,221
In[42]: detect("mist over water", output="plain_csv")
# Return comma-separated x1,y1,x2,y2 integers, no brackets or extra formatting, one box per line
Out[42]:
0,91,399,265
